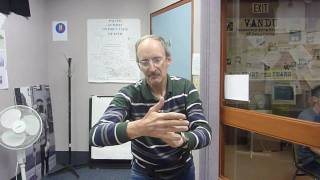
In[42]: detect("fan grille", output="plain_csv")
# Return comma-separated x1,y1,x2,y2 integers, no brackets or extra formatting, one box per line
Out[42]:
0,105,42,150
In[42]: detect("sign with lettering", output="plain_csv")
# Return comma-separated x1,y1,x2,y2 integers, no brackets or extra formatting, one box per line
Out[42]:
252,3,269,14
264,69,293,80
238,18,277,35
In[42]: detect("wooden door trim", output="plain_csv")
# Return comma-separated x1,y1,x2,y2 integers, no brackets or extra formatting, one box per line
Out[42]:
219,175,229,180
150,0,192,18
222,106,320,148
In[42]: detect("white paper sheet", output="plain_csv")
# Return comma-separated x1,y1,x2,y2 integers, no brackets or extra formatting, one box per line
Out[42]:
87,19,141,83
52,21,68,41
289,45,312,64
192,53,200,75
262,51,282,67
224,74,249,101
247,36,265,48
0,14,6,29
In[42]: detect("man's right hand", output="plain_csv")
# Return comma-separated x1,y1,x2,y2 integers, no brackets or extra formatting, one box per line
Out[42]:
127,97,189,139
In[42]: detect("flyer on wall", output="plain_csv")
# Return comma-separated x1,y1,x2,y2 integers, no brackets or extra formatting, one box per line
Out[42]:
0,30,8,89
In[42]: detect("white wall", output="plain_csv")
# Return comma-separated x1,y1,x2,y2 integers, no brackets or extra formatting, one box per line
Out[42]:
0,0,48,110
0,0,48,178
0,0,149,178
148,0,180,13
46,0,149,151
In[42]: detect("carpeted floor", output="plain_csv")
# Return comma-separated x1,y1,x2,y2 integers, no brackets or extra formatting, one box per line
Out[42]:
43,164,131,180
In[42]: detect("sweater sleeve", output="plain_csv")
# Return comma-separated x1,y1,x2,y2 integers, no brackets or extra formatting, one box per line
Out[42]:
184,82,212,150
89,92,131,147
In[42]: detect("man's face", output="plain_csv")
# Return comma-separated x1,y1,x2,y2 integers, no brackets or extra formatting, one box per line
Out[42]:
136,39,171,87
37,101,43,106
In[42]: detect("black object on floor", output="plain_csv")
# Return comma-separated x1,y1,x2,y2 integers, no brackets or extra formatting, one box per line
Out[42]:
48,57,80,178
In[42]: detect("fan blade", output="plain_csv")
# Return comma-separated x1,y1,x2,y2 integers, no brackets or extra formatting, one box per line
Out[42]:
21,115,40,136
0,109,21,129
1,131,26,147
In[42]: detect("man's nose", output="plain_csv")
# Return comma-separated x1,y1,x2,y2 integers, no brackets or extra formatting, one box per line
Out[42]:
148,62,157,70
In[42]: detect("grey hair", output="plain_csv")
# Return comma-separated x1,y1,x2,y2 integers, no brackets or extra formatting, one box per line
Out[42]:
135,34,171,62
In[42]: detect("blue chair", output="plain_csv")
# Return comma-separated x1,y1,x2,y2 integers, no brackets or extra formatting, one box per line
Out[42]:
292,144,320,180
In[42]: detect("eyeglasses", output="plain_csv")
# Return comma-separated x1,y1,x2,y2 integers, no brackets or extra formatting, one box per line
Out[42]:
138,57,164,68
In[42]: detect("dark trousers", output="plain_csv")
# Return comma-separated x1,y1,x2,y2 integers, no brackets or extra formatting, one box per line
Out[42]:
130,160,195,180
40,144,49,177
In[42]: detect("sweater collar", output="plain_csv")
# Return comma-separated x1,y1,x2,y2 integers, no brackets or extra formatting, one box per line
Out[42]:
141,74,172,101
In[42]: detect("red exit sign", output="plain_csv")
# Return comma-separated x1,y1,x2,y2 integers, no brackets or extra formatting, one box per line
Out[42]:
252,3,269,13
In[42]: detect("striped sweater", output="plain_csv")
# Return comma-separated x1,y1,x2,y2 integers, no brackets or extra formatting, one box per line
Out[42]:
90,75,212,173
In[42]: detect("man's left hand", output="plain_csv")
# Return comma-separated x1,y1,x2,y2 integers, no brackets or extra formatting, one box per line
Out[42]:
159,132,184,148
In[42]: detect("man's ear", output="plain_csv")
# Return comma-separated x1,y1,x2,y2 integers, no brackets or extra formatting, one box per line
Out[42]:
167,56,172,64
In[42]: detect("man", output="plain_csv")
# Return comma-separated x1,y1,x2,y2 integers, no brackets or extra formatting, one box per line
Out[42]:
34,98,50,176
90,35,212,180
297,85,320,169
46,97,53,133
35,98,45,114
14,89,27,106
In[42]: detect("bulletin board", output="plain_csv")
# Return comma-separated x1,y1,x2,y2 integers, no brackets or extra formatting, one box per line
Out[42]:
151,0,192,80
89,96,132,161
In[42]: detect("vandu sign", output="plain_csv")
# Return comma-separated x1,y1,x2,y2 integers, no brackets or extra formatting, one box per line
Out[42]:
238,18,278,35
229,1,280,36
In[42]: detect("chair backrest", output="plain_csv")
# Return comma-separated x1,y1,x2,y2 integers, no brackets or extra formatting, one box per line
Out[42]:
292,144,320,179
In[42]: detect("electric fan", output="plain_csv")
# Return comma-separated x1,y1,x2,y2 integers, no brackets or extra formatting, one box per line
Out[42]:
0,105,42,180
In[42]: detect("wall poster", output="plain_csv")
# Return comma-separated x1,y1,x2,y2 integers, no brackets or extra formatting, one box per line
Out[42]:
52,21,68,41
14,85,56,180
0,30,8,89
87,19,141,83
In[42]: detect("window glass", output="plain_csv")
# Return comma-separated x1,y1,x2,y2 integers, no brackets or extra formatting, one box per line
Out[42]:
225,0,320,119
224,126,298,180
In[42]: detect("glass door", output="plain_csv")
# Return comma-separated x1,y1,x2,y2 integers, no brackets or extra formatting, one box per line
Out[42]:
221,0,320,179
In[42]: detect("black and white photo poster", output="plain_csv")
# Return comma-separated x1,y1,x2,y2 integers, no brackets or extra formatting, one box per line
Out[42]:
14,85,56,180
